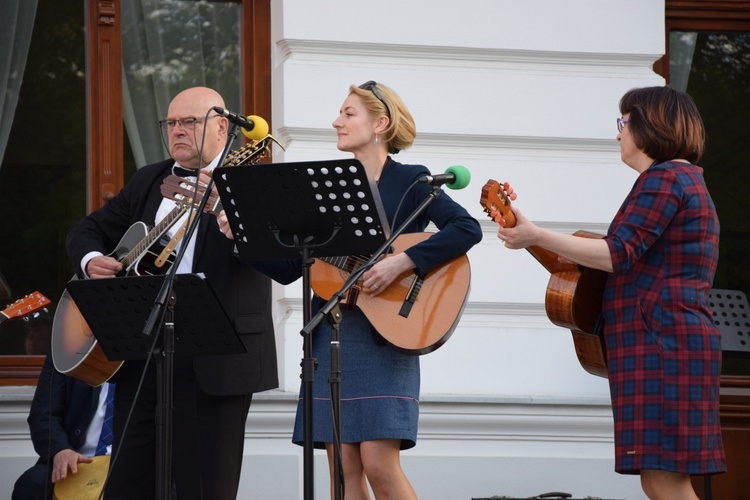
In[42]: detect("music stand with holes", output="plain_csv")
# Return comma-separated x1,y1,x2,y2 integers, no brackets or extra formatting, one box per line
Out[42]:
709,289,750,358
65,273,245,499
213,158,390,500
702,288,750,500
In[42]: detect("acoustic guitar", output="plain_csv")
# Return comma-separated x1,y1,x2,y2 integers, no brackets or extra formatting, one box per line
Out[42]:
51,216,183,386
480,179,609,378
148,140,470,355
310,232,471,355
0,291,50,325
52,134,283,387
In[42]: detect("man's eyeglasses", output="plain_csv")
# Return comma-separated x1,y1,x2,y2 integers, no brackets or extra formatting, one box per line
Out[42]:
616,117,629,133
159,116,216,131
359,80,390,117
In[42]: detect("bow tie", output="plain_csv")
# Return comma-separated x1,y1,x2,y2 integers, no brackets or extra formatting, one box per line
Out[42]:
173,166,198,178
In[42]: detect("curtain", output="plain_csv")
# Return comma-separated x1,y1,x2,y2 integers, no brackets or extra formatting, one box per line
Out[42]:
121,0,242,167
669,31,698,93
0,0,38,170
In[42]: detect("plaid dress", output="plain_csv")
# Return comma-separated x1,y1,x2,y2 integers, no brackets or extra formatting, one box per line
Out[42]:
602,160,726,475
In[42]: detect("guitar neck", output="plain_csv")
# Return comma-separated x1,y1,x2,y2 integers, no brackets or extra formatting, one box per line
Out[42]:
321,255,351,269
480,179,580,275
120,205,187,268
526,245,579,274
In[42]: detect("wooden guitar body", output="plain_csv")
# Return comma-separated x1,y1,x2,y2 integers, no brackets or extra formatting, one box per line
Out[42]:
52,222,175,386
311,232,471,355
539,231,609,378
51,285,123,387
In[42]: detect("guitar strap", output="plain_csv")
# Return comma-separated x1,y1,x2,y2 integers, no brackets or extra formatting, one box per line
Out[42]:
155,210,197,268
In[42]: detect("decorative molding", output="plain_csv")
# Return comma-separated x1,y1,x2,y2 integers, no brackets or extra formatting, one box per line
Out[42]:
275,127,621,157
0,388,614,444
98,1,115,26
277,39,661,74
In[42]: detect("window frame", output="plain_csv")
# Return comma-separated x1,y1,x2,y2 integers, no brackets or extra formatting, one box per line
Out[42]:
0,0,271,385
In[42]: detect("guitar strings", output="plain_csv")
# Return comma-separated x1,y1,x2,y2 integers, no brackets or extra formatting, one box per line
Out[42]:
334,254,420,291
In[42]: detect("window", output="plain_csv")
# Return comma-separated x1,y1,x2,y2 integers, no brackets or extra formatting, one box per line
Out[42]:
0,0,271,385
655,1,750,376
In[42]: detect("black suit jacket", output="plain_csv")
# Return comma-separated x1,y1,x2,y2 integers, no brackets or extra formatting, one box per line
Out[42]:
28,353,100,461
66,160,300,396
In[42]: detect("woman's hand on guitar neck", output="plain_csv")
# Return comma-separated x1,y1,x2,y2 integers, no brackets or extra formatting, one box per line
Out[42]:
490,182,517,228
499,206,614,272
496,205,540,249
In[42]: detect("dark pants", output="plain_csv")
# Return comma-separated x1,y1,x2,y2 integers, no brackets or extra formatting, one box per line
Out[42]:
105,357,253,499
12,461,54,499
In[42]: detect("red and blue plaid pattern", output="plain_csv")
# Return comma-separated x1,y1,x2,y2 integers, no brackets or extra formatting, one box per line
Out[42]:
603,161,726,475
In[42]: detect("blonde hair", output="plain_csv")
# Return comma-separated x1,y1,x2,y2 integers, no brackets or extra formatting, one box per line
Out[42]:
349,82,416,154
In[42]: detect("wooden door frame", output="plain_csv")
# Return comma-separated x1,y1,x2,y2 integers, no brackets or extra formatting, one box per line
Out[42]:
654,1,750,78
0,0,271,386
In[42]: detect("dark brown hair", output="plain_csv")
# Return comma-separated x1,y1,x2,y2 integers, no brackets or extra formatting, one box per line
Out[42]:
619,86,705,164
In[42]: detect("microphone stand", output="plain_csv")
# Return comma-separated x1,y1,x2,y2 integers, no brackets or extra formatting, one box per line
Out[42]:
142,123,241,336
300,184,445,500
140,123,241,500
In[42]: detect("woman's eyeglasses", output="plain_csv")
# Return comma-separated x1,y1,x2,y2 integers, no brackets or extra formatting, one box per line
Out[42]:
616,117,628,133
359,80,390,117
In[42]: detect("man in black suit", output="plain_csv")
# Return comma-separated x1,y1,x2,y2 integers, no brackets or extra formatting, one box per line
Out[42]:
12,353,113,499
65,86,299,499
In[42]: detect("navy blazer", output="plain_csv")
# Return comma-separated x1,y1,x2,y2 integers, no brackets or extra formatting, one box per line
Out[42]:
376,157,483,274
66,160,300,396
28,353,100,461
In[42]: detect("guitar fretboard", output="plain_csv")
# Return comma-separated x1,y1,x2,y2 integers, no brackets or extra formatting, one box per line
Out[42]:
321,255,353,272
120,205,186,269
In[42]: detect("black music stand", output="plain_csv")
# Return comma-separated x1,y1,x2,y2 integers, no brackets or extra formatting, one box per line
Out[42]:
709,289,750,359
66,273,245,499
703,289,750,500
213,158,389,260
66,274,244,360
213,158,390,500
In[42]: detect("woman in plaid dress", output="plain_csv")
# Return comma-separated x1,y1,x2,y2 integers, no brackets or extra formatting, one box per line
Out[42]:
496,86,726,499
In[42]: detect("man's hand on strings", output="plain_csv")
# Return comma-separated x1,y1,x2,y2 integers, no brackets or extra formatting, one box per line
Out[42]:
86,256,122,278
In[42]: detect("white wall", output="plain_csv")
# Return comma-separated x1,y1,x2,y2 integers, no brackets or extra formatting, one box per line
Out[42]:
0,1,665,498
268,0,663,497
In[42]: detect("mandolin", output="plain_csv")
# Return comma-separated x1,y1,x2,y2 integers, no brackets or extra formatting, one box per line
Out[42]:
480,179,609,378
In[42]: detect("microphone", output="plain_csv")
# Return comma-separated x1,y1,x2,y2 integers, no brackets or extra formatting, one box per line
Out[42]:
417,165,471,190
212,107,269,141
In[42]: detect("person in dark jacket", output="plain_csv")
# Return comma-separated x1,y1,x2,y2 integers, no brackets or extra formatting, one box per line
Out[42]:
13,352,113,499
263,80,481,499
66,86,298,499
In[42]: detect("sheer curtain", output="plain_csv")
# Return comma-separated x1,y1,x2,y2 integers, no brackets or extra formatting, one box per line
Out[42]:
669,31,698,93
0,0,38,170
121,0,241,168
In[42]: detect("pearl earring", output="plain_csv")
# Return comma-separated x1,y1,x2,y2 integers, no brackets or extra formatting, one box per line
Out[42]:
374,135,379,145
